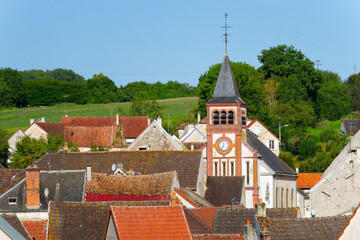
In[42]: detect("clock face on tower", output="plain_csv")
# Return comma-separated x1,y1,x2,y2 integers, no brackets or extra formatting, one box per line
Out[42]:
215,137,232,154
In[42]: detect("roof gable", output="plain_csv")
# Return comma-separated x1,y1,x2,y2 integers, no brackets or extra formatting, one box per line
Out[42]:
189,207,219,229
183,206,213,235
0,168,24,195
109,205,193,239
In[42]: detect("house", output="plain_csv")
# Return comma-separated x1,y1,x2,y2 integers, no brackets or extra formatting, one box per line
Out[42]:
47,201,169,240
32,150,205,196
85,171,179,202
127,118,185,150
8,115,149,153
204,176,245,207
103,205,193,240
340,118,360,134
0,213,32,240
310,129,360,217
0,165,85,221
338,203,360,240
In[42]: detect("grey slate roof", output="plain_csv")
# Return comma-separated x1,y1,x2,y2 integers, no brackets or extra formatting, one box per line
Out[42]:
204,176,245,207
212,207,298,234
247,130,297,176
207,54,246,104
0,170,85,212
33,150,203,190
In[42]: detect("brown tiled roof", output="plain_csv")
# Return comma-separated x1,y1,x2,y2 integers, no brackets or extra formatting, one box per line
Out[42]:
205,176,245,207
22,220,47,240
341,118,360,134
37,122,64,136
34,151,202,190
109,205,193,239
47,201,169,240
190,207,219,229
183,206,213,235
199,117,207,124
177,123,187,130
257,215,350,240
175,187,214,208
193,234,244,240
0,168,24,195
1,213,32,240
212,207,298,234
86,172,174,196
297,173,322,189
184,142,207,150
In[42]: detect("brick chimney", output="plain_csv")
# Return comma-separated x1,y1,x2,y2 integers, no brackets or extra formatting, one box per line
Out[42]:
197,111,201,123
243,219,254,240
255,199,266,217
260,227,271,240
157,116,162,126
26,165,40,209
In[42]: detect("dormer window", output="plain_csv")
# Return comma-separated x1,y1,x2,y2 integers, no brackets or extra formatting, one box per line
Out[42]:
228,111,234,124
8,197,17,205
221,111,226,124
213,111,219,125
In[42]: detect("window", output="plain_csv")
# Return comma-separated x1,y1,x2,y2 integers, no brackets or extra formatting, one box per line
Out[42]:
246,162,250,184
213,111,219,125
348,122,356,127
281,188,284,208
291,189,294,207
286,189,289,207
222,162,226,176
228,111,234,124
269,140,275,150
241,116,246,125
230,162,234,176
221,111,227,124
214,162,218,176
138,147,147,150
8,197,17,205
71,132,74,136
276,188,279,208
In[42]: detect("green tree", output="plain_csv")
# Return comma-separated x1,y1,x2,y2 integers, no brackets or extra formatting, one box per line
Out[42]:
86,73,118,103
345,73,360,111
0,68,27,108
130,98,163,119
0,128,9,167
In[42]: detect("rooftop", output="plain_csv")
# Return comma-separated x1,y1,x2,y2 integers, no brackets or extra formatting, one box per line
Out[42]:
22,220,47,240
297,173,322,189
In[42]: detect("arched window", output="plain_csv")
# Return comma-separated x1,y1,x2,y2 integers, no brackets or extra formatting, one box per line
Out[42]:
228,111,234,124
221,111,227,124
281,188,284,208
213,111,219,125
291,189,294,207
276,188,279,208
286,189,289,207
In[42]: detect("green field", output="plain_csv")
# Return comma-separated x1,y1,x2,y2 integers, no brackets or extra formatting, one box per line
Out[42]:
0,97,199,136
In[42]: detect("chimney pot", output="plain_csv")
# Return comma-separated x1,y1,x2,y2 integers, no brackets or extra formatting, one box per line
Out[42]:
191,144,194,150
197,111,201,123
246,219,250,224
157,116,162,126
116,114,119,126
255,201,266,217
86,165,92,182
30,118,35,125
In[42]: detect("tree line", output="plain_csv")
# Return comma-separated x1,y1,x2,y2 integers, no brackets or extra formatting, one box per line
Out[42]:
198,44,359,172
0,68,197,108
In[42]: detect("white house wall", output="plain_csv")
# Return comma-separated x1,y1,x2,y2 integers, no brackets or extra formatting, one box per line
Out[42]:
248,121,280,156
24,124,47,140
338,205,360,240
8,130,26,153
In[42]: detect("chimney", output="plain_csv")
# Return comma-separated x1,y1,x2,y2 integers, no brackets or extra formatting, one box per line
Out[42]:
65,110,68,117
255,199,266,217
244,219,254,240
30,118,35,125
40,117,45,122
157,116,162,126
197,111,201,123
296,167,299,173
191,144,194,150
26,165,40,209
260,227,271,240
55,183,60,202
148,117,151,126
116,113,119,126
171,192,177,205
86,165,92,182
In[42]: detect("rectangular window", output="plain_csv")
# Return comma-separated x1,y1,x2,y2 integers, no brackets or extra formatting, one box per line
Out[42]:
138,147,147,150
269,140,275,150
246,162,250,184
8,197,17,205
231,162,234,176
214,162,218,176
222,162,226,176
348,122,356,127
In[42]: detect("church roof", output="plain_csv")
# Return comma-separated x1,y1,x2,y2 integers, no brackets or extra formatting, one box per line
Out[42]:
247,130,297,176
207,54,246,104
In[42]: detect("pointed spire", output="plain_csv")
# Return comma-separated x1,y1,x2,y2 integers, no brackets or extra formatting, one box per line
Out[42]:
207,54,247,104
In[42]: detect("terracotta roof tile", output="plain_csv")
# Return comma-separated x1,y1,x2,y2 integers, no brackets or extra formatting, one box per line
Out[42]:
1,213,32,240
175,187,214,208
257,215,350,240
47,201,169,240
0,168,24,195
184,142,207,150
21,220,47,240
37,122,64,136
109,205,193,239
193,234,244,240
189,207,219,229
183,206,213,235
297,173,322,189
34,151,202,190
85,172,174,196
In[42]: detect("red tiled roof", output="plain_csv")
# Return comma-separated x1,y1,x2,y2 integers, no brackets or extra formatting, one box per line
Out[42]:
297,173,322,189
37,122,64,136
184,142,207,150
109,205,193,239
189,207,219,229
22,220,47,240
193,234,244,240
0,168,24,195
177,123,187,130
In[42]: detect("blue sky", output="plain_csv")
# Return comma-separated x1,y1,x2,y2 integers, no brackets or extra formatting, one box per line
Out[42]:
0,0,359,87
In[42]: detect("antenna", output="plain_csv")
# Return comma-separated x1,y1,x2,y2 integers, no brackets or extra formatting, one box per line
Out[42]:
315,60,321,70
354,64,357,75
222,13,231,54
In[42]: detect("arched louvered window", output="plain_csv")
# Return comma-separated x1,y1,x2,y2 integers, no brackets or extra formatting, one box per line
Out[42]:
221,111,227,124
286,189,289,207
281,188,284,208
291,189,294,207
228,111,234,124
213,111,219,125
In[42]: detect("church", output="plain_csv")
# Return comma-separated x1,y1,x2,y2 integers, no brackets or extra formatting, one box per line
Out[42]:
181,53,298,208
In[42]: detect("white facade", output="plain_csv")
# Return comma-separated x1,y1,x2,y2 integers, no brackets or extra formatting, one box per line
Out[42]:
248,120,280,156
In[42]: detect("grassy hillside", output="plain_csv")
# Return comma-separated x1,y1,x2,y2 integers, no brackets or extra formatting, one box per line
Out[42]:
0,97,199,136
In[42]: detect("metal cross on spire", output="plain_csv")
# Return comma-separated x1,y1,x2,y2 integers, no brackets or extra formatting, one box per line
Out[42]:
222,13,231,54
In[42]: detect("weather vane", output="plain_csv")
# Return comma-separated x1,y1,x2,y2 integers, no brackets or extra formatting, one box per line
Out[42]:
222,13,231,54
